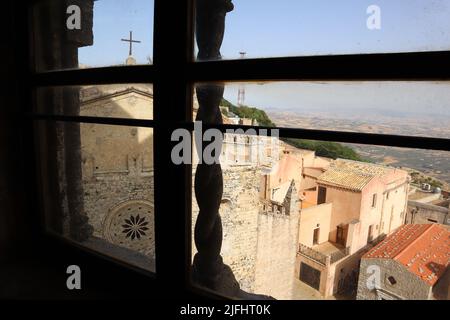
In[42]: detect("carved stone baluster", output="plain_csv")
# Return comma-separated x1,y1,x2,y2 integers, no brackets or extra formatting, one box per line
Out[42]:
192,1,273,300
192,0,235,293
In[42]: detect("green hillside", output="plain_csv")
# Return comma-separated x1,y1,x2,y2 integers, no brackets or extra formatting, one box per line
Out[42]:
221,98,365,161
221,98,275,127
283,138,365,161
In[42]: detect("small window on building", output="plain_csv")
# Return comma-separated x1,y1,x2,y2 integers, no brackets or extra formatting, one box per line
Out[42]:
367,225,374,243
317,186,327,204
427,218,438,223
387,276,397,285
372,194,377,208
386,192,390,200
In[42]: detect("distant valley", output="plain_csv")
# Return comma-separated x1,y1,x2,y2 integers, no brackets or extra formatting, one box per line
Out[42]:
268,110,450,186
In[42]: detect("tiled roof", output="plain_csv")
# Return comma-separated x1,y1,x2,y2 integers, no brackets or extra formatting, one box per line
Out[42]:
303,167,325,179
364,224,450,286
317,167,374,191
332,159,392,176
317,159,393,191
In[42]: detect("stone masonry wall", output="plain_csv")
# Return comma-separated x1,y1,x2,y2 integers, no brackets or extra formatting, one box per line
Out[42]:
254,184,300,300
357,258,431,300
192,166,261,293
406,200,450,225
254,210,300,299
83,172,154,257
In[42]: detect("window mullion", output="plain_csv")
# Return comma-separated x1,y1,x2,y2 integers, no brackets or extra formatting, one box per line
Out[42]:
152,0,194,298
186,51,450,82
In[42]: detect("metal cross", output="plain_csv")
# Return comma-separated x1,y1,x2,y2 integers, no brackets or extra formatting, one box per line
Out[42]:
121,31,141,56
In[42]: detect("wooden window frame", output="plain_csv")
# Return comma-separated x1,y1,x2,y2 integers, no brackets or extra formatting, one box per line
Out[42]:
16,0,450,299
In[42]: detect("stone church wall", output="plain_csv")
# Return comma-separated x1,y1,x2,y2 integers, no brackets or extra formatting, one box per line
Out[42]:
82,172,154,257
254,190,300,299
192,166,261,293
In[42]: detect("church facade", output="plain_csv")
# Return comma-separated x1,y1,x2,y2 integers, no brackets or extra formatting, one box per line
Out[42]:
79,84,155,265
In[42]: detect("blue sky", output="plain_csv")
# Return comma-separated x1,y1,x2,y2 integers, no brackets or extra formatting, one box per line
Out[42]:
80,0,450,65
79,0,154,66
220,0,450,59
79,0,450,116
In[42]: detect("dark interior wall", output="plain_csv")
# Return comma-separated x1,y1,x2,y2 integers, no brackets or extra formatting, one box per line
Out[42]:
0,1,35,259
0,0,18,258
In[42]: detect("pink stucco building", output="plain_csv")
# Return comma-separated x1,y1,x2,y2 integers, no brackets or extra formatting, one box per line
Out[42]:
261,149,410,297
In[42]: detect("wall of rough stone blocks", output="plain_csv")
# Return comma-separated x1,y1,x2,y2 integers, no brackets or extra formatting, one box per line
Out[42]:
255,183,300,299
254,209,300,299
357,258,432,300
406,201,450,225
192,166,261,293
82,173,154,257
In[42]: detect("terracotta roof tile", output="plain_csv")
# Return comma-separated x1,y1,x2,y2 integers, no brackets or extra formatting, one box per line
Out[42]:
317,167,375,191
364,224,450,286
317,159,396,191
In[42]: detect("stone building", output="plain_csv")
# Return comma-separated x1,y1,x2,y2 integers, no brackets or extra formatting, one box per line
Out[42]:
72,78,413,300
79,83,155,270
191,166,300,299
406,200,450,226
294,159,410,297
357,224,450,300
76,80,299,298
191,106,298,299
406,185,450,225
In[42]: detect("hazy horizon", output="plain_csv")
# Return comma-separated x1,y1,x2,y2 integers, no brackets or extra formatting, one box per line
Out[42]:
223,82,450,120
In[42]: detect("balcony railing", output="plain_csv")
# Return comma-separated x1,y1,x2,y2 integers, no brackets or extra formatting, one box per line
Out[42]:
330,246,350,264
298,243,350,266
298,243,329,266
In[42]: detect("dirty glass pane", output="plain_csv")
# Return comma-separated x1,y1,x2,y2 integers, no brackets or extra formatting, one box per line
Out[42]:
37,121,155,272
189,82,449,300
211,81,450,140
36,84,153,119
195,0,450,60
189,126,450,299
32,0,154,71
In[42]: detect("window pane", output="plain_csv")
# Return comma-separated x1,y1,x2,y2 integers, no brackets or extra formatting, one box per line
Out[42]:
190,131,450,299
212,81,450,139
190,83,449,299
36,121,155,272
32,0,154,71
36,84,153,119
195,0,450,60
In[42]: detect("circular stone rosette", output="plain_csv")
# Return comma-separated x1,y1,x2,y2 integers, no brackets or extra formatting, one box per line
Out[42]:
103,200,154,256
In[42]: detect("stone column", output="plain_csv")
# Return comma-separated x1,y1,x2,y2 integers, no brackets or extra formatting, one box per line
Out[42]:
34,0,94,240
